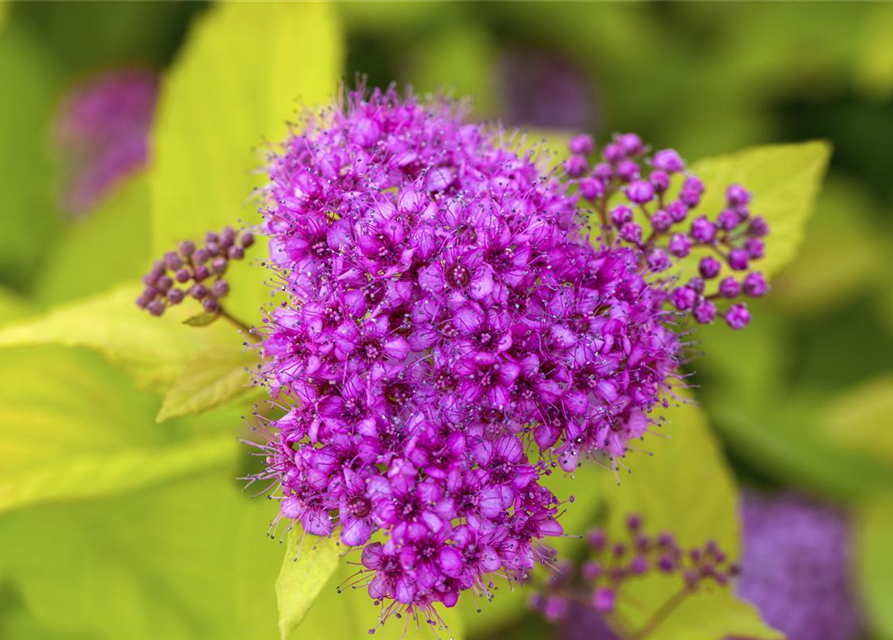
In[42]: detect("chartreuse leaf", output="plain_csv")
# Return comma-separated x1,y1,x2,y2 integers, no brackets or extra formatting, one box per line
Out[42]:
37,176,152,306
0,286,30,326
157,346,261,422
856,3,893,101
687,141,830,279
0,471,285,640
823,375,893,467
666,141,830,284
856,496,893,639
276,531,341,640
149,1,343,322
771,175,884,313
598,397,781,640
0,283,244,393
695,306,893,500
0,346,237,514
0,15,64,290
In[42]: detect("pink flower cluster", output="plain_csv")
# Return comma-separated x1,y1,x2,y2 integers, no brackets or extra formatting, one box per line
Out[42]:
250,88,767,623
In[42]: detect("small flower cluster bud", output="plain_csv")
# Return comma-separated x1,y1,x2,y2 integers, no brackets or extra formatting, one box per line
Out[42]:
528,514,740,624
135,226,254,317
569,134,771,330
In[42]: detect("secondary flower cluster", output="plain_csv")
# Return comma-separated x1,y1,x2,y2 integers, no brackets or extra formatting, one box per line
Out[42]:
528,514,739,626
566,133,769,329
250,87,767,622
55,68,159,215
736,492,864,640
136,227,254,317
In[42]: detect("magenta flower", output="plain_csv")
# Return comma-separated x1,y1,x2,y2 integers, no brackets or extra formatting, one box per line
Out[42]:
246,87,770,625
736,492,865,640
55,68,158,214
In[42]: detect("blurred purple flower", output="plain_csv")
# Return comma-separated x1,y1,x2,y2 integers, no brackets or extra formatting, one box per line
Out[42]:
499,49,597,130
55,68,158,214
737,492,865,640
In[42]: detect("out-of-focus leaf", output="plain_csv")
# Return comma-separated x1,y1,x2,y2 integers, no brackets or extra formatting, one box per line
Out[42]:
0,472,283,640
856,497,893,639
149,1,343,321
298,562,466,640
0,583,89,640
37,177,151,305
336,1,448,33
856,3,893,101
823,376,893,467
157,347,261,422
601,398,739,553
675,142,831,281
598,397,781,640
0,18,64,289
618,581,781,640
14,2,201,75
0,346,237,514
0,287,31,326
0,284,242,392
696,306,893,499
408,26,500,117
772,175,884,313
182,312,220,328
276,532,340,640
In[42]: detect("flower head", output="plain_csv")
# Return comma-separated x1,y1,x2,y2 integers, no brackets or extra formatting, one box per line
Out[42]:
250,87,769,623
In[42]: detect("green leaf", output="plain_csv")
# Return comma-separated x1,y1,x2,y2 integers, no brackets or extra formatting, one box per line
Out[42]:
677,141,831,281
182,312,220,327
856,497,893,639
0,286,31,326
408,25,500,117
0,346,237,514
36,177,152,306
149,1,343,321
276,531,341,640
0,284,243,392
602,398,739,553
855,3,893,101
823,375,893,468
157,347,261,422
0,17,64,289
696,306,893,500
614,579,781,640
0,471,284,640
598,397,781,640
770,175,884,314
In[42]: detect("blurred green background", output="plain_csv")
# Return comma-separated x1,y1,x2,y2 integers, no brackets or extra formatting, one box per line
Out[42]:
1,2,893,640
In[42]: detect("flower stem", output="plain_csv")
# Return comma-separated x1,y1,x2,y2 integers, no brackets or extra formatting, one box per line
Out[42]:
626,588,690,640
219,306,257,342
